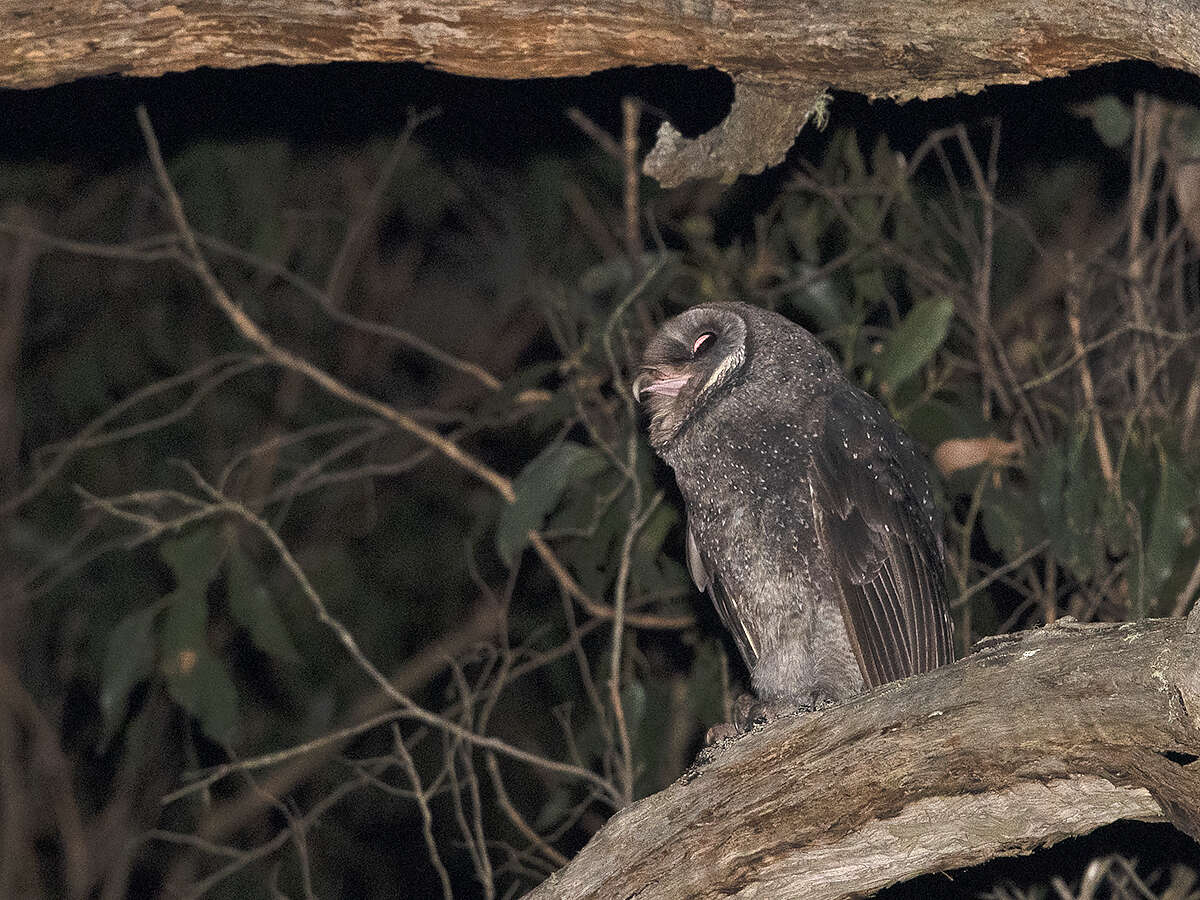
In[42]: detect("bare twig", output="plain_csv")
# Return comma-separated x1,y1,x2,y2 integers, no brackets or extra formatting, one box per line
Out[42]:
621,97,643,273
608,489,665,804
566,109,621,161
1066,275,1116,487
528,531,694,630
196,231,503,391
1,354,264,517
393,726,454,900
135,106,515,502
953,540,1053,609
160,709,411,806
484,753,569,869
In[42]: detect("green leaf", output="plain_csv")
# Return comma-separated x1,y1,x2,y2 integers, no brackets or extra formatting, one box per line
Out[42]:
687,638,728,726
578,258,636,297
1119,438,1156,514
160,525,225,589
495,442,606,566
902,396,989,447
1035,428,1103,582
226,546,301,663
1035,444,1068,522
1138,448,1194,616
1063,431,1102,580
168,140,291,246
620,680,647,732
564,497,625,597
781,198,828,264
871,133,910,201
524,391,581,438
826,130,866,180
633,502,676,562
167,653,240,745
160,586,238,743
99,607,158,750
630,504,690,595
534,789,574,832
1099,488,1133,558
168,141,234,237
852,268,887,305
784,265,846,332
1055,430,1093,579
981,487,1029,562
1076,95,1134,148
873,297,954,393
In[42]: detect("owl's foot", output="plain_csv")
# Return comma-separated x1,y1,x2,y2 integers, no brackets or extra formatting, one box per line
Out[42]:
733,695,794,730
701,693,757,744
703,721,741,744
703,690,835,745
702,694,786,744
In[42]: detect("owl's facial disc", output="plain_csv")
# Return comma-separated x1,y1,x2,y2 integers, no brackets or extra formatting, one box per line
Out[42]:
632,331,719,400
636,305,748,446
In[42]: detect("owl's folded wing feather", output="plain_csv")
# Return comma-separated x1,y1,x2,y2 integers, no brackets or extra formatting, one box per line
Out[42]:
686,521,760,669
808,386,954,687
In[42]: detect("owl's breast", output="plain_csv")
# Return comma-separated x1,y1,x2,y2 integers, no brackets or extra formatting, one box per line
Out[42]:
669,418,823,599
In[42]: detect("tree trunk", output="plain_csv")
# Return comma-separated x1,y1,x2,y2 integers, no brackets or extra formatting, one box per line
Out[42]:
528,617,1200,900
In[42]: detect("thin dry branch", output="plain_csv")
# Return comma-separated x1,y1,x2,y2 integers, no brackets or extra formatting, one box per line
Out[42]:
76,473,622,808
484,753,570,870
196,601,506,843
165,766,382,900
1067,281,1117,487
196,226,503,392
393,727,455,900
0,659,88,899
134,106,517,503
0,353,265,517
529,531,694,630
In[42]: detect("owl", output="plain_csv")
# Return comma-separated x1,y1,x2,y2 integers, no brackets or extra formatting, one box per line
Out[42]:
635,302,954,714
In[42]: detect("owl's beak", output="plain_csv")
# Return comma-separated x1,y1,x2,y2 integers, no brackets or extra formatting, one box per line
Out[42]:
632,370,690,402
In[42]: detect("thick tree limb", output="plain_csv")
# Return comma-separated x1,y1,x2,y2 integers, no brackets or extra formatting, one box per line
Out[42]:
528,618,1200,900
8,1,1200,183
641,80,831,188
10,1,1200,93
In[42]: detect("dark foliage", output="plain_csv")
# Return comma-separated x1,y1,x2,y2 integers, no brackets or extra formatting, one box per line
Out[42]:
0,69,1197,898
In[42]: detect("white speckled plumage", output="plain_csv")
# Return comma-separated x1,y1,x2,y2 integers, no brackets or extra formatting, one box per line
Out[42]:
637,302,954,708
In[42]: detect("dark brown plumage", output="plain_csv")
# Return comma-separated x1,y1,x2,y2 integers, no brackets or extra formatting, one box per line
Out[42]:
635,302,954,709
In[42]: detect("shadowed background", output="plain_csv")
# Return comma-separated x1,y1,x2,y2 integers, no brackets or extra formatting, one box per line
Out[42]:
0,59,1198,897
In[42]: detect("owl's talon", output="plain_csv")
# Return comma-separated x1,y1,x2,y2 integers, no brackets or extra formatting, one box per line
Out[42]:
704,722,740,744
736,699,792,729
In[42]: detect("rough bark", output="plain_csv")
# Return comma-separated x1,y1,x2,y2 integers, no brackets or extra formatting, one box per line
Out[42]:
8,1,1200,183
528,617,1200,900
10,0,1200,93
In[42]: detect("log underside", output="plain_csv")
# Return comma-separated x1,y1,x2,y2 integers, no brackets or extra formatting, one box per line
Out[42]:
528,618,1200,899
10,1,1200,95
8,1,1200,184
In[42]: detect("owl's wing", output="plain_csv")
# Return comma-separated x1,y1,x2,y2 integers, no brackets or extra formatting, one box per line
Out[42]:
686,520,760,669
808,386,954,687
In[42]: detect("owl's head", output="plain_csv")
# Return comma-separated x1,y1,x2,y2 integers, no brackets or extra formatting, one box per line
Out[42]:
634,303,749,447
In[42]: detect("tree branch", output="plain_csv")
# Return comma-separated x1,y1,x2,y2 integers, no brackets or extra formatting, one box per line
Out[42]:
6,1,1200,93
529,617,1200,899
8,1,1200,184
